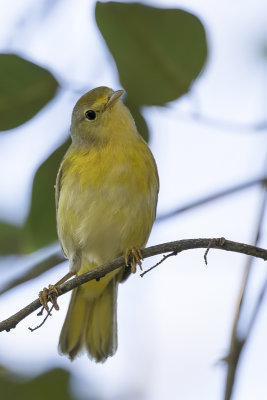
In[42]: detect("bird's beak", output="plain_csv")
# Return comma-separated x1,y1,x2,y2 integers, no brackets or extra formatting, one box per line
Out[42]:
106,89,124,109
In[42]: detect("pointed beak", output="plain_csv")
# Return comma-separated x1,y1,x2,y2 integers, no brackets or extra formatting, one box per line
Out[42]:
106,89,124,109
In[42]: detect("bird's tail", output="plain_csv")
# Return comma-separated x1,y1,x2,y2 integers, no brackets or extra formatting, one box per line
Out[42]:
58,278,118,362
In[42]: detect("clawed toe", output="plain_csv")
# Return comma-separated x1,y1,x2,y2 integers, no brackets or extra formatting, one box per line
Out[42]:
125,247,143,273
39,284,59,312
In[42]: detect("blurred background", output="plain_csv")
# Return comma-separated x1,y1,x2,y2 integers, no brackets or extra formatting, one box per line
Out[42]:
0,0,267,399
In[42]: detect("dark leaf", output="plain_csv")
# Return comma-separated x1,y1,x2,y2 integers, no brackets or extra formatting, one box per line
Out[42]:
0,54,58,131
0,221,23,254
95,2,208,140
0,367,74,400
22,139,70,252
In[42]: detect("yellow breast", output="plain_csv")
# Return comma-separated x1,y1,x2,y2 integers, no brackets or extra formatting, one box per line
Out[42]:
57,137,158,269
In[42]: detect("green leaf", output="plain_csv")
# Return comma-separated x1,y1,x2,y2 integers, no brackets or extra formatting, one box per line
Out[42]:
22,140,70,253
0,367,74,400
0,54,58,131
0,140,70,255
95,2,207,140
0,221,23,254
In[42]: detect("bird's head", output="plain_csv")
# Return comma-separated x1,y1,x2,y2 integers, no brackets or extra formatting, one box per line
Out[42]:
70,86,136,147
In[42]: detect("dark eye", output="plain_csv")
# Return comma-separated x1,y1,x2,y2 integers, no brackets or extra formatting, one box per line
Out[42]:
85,110,96,120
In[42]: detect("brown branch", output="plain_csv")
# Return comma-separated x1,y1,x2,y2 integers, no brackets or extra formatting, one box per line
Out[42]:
28,305,55,332
173,110,267,132
0,238,266,333
157,175,267,221
3,177,266,297
0,251,64,295
224,186,267,400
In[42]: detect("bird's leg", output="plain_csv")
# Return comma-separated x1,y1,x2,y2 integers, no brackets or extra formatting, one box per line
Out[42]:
125,247,143,274
39,271,75,313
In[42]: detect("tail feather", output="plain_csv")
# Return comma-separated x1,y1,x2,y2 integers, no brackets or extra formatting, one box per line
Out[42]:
85,278,117,362
58,278,118,362
58,287,87,359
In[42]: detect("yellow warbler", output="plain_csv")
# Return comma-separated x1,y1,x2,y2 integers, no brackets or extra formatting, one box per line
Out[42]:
44,87,159,362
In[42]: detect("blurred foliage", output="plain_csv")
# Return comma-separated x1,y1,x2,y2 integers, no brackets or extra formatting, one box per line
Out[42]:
0,367,80,400
22,139,70,253
0,140,70,255
96,1,207,140
0,54,58,131
0,221,23,254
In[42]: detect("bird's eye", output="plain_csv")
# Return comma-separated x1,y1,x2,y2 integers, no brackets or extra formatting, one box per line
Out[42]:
85,110,96,120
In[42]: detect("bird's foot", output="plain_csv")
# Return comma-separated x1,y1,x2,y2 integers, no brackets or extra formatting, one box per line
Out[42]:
125,247,143,274
38,271,75,313
39,284,59,313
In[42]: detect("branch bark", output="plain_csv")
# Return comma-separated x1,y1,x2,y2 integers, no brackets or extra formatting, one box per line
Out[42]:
0,238,266,333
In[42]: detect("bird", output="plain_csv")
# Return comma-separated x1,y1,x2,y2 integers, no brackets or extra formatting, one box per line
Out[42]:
39,86,159,362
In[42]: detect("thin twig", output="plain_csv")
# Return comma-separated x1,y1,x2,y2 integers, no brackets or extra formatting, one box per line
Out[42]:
157,176,267,222
204,237,226,265
172,110,267,132
246,274,267,339
0,251,65,295
0,238,266,333
140,251,177,277
224,186,267,400
28,305,54,332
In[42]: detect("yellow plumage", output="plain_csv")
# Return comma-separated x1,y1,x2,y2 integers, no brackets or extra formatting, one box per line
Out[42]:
56,86,159,362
